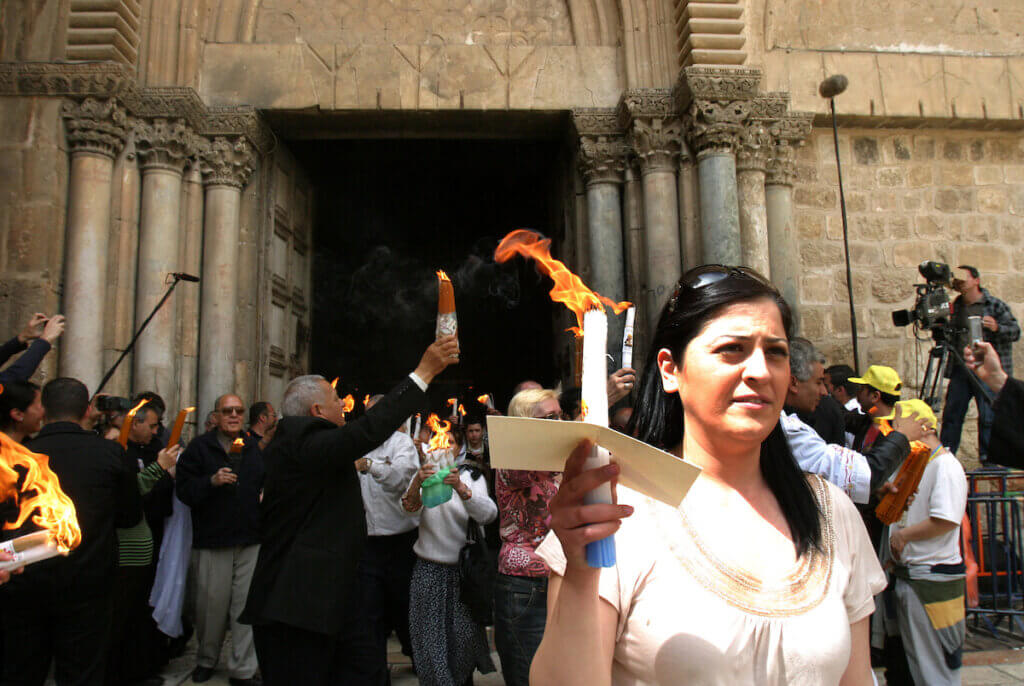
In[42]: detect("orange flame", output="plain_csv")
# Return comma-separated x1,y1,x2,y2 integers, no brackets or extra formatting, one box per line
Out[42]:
581,399,589,421
341,394,355,414
426,413,453,453
118,399,150,448
477,394,490,404
458,404,466,417
229,437,245,454
363,394,370,407
567,326,583,338
495,230,631,329
437,270,451,282
330,377,339,390
0,431,81,552
447,398,457,410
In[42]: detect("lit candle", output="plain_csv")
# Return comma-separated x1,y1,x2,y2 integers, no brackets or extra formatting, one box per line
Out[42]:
167,407,196,449
621,306,636,370
436,270,459,358
0,531,49,556
0,535,62,572
581,308,616,567
118,399,149,449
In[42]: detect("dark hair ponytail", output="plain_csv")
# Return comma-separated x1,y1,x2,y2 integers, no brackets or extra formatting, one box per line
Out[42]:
626,267,822,557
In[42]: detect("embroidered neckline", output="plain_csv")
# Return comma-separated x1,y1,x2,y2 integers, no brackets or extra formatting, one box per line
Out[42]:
673,476,836,617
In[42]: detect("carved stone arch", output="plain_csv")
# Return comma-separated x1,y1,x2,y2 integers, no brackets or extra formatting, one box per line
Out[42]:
619,0,677,88
567,0,621,46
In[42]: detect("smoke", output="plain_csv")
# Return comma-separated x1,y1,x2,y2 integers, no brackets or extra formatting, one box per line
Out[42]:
338,235,533,331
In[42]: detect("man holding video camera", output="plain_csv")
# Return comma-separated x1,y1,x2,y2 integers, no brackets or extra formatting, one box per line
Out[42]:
940,265,1019,462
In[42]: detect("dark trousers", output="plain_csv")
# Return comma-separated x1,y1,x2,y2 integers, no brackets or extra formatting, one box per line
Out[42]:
941,367,994,458
253,621,385,686
357,528,417,666
1,585,113,686
106,564,167,685
493,574,548,686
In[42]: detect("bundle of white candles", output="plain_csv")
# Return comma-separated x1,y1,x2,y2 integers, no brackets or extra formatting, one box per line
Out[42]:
0,531,64,571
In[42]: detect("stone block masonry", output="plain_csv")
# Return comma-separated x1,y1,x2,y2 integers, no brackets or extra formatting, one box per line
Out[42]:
794,128,1024,466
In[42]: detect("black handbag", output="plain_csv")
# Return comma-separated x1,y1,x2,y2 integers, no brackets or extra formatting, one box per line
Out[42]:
457,466,497,626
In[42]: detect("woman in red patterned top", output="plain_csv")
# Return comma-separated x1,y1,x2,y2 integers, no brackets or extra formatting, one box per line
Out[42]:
493,387,563,686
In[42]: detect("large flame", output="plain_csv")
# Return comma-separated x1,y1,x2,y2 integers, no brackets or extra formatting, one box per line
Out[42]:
426,413,453,453
476,394,489,405
495,230,631,329
0,431,81,552
341,394,355,414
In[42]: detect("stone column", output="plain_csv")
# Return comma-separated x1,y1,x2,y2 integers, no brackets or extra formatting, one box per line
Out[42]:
60,98,127,391
197,137,256,419
675,66,763,266
736,122,771,275
619,90,683,324
574,110,628,368
178,165,203,414
134,118,194,410
766,113,814,320
677,144,702,272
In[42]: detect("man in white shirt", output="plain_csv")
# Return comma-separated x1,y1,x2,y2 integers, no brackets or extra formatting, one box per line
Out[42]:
781,341,928,504
355,394,422,675
887,400,968,686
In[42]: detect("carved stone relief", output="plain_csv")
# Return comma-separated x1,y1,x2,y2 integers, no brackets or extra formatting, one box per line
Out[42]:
199,136,257,189
61,97,128,158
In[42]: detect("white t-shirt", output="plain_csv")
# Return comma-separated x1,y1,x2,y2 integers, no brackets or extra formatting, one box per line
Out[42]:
536,477,887,686
890,450,968,567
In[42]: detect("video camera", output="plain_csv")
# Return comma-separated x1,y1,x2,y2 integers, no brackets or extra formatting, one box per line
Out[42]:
891,261,952,332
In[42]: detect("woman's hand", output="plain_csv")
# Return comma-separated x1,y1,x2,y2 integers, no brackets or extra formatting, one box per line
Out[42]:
413,463,438,487
548,440,633,571
443,468,471,500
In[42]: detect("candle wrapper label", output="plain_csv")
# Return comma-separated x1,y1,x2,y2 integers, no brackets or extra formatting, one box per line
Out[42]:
436,312,458,339
0,537,61,571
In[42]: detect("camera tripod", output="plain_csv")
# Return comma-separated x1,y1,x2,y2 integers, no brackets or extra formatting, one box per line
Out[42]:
919,330,995,412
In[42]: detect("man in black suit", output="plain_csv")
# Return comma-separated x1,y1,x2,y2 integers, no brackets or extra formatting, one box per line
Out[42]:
241,335,459,685
1,377,142,686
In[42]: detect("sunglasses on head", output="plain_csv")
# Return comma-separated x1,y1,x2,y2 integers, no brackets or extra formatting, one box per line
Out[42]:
668,265,773,311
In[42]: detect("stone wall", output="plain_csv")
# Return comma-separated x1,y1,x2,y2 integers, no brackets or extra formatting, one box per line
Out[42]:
0,97,67,383
794,126,1024,463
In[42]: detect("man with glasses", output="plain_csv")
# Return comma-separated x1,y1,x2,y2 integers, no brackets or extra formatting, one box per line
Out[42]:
177,394,264,685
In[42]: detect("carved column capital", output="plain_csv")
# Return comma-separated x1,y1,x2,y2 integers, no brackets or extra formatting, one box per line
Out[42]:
766,113,813,187
134,118,195,174
62,97,128,158
736,121,773,173
674,66,764,161
629,117,684,174
198,136,256,189
578,135,626,186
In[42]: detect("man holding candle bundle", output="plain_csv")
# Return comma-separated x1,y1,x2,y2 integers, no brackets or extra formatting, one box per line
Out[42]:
1,377,142,686
176,394,264,685
241,335,459,686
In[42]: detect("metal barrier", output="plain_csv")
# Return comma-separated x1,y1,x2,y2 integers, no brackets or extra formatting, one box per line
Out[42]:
965,468,1024,637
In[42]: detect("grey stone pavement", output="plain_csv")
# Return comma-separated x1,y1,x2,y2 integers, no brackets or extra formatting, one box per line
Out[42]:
154,632,1024,686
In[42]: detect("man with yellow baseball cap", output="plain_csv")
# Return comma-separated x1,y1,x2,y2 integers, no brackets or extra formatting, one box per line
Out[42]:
846,366,903,453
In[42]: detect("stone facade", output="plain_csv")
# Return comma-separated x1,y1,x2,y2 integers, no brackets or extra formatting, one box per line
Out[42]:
0,0,1021,459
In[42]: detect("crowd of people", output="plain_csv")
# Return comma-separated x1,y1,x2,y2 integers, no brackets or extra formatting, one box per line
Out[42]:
0,263,1020,686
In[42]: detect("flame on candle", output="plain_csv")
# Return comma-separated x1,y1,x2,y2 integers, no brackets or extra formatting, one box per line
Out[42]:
476,394,489,405
363,394,370,407
458,404,466,417
437,270,451,282
341,395,355,414
426,413,453,453
495,230,631,327
447,398,457,411
330,377,339,390
567,326,583,338
0,431,82,552
230,437,245,454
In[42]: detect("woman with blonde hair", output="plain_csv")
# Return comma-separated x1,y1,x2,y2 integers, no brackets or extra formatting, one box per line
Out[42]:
493,387,562,686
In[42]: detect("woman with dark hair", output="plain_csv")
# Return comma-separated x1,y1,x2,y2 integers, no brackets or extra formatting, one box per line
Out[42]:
531,266,885,685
